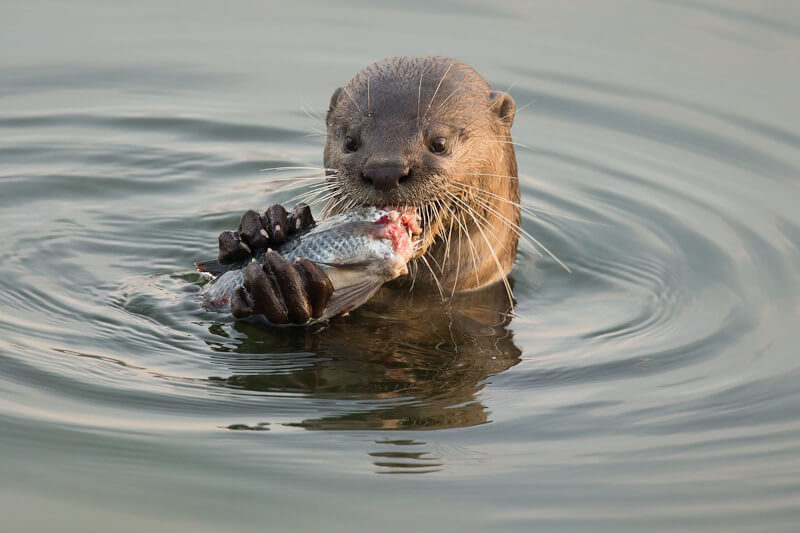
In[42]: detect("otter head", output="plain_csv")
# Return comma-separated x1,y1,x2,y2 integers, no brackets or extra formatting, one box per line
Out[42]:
323,56,518,260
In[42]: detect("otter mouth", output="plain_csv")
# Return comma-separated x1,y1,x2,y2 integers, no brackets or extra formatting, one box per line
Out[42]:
392,200,449,260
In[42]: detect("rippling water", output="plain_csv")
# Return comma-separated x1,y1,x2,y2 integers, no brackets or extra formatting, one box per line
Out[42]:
2,1,800,531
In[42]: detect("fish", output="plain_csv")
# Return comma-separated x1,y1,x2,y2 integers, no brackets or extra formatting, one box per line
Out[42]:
197,207,422,321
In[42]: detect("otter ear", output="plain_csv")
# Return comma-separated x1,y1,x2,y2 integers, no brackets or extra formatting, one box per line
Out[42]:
489,91,515,128
327,87,343,115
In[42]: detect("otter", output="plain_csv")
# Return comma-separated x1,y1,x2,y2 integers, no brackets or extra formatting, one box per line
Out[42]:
215,56,519,323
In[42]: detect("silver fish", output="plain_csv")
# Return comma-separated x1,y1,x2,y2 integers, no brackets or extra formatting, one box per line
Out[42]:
198,207,421,320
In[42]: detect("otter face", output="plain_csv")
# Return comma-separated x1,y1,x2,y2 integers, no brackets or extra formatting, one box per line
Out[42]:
323,56,517,259
324,57,514,202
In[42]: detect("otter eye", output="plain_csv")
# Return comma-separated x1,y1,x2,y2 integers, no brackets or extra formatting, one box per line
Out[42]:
430,137,447,154
344,136,358,152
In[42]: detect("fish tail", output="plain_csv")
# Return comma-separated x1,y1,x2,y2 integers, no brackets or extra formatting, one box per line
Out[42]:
322,278,384,319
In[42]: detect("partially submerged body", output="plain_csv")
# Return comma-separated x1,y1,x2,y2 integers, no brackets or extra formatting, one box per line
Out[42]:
204,56,522,325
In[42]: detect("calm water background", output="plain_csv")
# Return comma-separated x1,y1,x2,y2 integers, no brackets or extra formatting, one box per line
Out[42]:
2,1,800,531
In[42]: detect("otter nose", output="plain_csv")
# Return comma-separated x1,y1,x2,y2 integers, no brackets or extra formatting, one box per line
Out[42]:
362,158,410,191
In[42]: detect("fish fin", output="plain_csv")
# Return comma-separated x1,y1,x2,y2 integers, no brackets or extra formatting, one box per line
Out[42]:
194,258,233,277
322,279,383,319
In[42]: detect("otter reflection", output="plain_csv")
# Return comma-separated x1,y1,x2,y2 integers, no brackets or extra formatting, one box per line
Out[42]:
206,280,521,431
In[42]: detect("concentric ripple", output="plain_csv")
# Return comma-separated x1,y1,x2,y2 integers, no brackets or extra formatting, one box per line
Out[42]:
2,0,800,530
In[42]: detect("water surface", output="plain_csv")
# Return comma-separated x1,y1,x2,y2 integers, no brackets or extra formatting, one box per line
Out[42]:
2,1,800,531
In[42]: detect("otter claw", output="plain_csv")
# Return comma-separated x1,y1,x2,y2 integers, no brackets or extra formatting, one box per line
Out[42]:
220,203,331,324
288,203,314,235
218,230,249,263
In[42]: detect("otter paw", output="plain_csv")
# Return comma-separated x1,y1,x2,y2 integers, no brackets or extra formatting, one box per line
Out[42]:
217,203,315,264
231,251,333,325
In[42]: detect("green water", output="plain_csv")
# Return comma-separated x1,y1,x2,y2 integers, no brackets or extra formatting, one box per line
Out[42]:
2,1,800,531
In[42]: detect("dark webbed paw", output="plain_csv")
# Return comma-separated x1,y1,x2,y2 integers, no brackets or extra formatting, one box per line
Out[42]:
230,251,334,325
219,202,327,324
217,203,315,264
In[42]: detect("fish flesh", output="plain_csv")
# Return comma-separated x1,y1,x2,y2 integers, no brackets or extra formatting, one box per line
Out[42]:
198,208,421,321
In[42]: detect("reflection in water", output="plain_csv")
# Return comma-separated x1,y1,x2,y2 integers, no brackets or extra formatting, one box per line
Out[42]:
204,281,521,436
3,0,800,526
370,440,443,475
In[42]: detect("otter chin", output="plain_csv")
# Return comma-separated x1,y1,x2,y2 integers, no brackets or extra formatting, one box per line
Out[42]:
322,56,520,295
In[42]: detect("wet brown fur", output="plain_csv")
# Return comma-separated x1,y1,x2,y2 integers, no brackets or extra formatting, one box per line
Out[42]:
324,56,519,294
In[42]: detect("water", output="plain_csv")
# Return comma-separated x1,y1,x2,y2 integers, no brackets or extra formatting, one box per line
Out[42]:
2,1,800,531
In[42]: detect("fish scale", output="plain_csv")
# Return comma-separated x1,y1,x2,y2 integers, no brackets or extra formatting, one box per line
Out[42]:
199,208,420,320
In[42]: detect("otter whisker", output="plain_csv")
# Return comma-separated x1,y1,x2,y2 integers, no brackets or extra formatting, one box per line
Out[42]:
424,62,454,118
263,172,330,182
499,98,534,124
427,245,444,272
290,181,338,195
457,99,499,130
409,260,419,293
289,193,333,209
439,199,481,286
424,203,446,271
268,178,333,197
265,172,335,187
418,254,445,301
485,139,535,151
296,191,337,205
434,84,463,114
305,193,342,208
452,179,590,223
341,86,363,115
451,210,463,297
426,199,448,273
321,193,349,218
460,171,520,180
446,193,514,304
462,189,571,273
291,184,340,205
259,166,339,173
300,96,323,122
445,192,514,305
330,196,359,218
463,191,538,256
452,185,529,242
441,198,455,272
416,68,425,121
458,91,516,130
451,180,539,219
286,185,339,205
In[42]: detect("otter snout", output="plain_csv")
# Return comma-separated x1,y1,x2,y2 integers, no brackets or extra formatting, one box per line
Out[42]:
362,156,410,191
